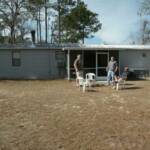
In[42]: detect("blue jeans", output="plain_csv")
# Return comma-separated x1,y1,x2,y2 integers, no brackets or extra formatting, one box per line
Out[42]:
107,70,115,85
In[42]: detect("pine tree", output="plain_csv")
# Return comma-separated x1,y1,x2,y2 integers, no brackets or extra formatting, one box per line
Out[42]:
61,1,102,43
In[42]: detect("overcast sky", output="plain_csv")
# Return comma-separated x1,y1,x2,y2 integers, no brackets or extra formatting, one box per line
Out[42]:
83,0,141,44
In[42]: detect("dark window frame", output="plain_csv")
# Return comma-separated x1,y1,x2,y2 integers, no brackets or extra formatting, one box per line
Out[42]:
12,51,21,67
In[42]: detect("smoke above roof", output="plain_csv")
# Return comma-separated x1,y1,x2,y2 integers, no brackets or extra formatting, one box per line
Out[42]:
84,0,150,44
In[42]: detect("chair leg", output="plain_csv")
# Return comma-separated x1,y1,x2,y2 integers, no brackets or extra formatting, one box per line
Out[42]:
76,78,79,87
79,85,82,91
123,81,125,89
83,83,86,93
116,83,119,91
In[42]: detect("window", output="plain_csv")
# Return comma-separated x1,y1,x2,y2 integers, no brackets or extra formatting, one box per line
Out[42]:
12,51,21,67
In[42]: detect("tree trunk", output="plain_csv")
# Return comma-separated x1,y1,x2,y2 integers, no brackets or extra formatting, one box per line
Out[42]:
20,30,24,42
82,28,85,44
82,36,84,44
36,18,39,43
45,0,48,43
58,0,61,43
39,8,42,43
10,26,15,44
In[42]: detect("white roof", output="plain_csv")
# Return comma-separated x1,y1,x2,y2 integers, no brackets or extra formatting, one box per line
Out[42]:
63,44,150,51
1,43,150,51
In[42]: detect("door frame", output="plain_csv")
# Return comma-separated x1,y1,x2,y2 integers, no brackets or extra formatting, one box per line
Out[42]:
96,52,109,80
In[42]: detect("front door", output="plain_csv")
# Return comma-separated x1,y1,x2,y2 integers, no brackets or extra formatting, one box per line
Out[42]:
96,52,109,80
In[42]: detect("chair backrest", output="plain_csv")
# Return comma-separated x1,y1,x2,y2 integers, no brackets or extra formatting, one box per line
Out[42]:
86,73,96,81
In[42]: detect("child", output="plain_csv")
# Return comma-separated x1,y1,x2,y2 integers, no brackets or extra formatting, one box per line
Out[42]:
113,67,129,90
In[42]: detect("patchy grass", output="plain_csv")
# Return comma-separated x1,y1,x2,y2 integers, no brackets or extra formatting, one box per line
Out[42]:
0,80,150,150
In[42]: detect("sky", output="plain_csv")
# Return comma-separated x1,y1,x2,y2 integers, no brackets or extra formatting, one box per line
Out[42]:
83,0,142,44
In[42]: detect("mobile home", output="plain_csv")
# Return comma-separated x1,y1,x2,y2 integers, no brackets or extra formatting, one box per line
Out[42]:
0,44,150,80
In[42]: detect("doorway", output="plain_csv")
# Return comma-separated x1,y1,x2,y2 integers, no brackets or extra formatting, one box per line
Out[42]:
96,52,109,80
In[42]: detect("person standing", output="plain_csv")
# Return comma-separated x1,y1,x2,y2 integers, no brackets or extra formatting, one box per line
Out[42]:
106,56,118,85
73,54,82,86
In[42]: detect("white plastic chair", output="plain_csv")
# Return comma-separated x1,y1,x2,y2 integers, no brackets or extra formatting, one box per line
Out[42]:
83,73,96,92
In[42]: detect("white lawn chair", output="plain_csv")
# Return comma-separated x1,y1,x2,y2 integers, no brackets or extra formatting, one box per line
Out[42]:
83,73,96,92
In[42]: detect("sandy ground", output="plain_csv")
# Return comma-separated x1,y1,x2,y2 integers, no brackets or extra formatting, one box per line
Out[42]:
0,80,150,150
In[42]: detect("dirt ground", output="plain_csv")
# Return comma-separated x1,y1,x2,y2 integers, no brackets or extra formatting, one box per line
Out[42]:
0,80,150,150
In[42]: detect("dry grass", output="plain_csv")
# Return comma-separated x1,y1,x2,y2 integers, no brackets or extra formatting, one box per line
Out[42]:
0,80,150,150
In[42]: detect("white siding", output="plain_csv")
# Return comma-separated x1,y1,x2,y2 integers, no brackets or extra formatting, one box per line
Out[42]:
119,50,150,75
